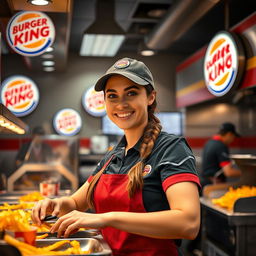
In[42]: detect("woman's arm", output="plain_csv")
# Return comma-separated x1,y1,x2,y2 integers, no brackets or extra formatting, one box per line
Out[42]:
51,181,200,240
32,181,90,225
104,181,200,240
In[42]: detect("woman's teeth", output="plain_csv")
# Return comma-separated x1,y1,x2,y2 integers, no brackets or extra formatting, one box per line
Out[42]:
116,112,132,118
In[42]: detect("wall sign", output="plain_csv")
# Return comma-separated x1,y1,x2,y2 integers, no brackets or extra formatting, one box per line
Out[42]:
82,86,106,117
1,75,39,117
204,31,245,97
53,108,82,136
6,11,55,56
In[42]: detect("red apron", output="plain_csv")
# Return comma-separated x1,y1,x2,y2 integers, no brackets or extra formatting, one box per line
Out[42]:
93,168,178,256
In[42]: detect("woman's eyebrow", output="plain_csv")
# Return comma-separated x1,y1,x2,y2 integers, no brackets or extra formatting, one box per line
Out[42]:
105,85,139,93
124,85,140,91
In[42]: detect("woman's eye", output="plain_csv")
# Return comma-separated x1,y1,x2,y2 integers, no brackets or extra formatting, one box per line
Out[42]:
127,91,137,96
107,94,117,99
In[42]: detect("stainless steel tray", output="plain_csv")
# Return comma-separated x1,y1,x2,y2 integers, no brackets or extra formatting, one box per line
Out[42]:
35,237,112,255
37,230,100,239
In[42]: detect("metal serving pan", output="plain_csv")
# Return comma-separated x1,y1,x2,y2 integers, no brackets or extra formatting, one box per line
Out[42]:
37,230,100,239
35,237,112,255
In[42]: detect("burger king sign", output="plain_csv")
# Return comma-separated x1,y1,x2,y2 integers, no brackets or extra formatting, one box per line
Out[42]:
204,31,245,97
53,108,82,136
6,11,55,56
1,75,39,117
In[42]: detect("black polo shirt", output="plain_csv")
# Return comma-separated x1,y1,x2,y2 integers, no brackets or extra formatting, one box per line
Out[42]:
202,135,231,179
91,131,200,212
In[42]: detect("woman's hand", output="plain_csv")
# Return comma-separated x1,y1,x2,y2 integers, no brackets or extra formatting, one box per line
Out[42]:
50,210,109,238
31,198,61,226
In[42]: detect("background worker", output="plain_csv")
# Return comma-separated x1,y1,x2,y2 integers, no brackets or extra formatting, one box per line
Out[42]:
201,122,241,188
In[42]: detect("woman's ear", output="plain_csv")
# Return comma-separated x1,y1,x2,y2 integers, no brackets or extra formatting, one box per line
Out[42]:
148,90,156,106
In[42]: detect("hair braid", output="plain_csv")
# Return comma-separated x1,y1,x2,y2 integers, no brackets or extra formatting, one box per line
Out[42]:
127,86,162,198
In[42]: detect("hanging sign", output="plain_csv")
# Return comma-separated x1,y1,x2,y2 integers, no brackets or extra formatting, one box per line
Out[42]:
0,75,39,117
53,108,82,136
204,31,245,97
82,86,106,117
6,11,55,56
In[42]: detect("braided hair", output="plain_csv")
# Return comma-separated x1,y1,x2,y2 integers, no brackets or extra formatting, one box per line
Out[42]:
86,84,162,208
126,84,162,197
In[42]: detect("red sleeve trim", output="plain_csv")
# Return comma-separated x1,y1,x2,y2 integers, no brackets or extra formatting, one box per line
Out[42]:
162,173,201,192
220,161,230,167
87,175,93,183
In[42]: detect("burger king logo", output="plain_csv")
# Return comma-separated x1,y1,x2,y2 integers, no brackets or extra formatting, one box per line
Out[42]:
142,164,152,177
204,31,245,97
53,108,82,136
82,86,106,117
6,11,55,56
114,59,130,69
1,75,39,117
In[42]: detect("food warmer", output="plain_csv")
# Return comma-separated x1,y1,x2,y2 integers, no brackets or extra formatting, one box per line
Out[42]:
200,154,256,256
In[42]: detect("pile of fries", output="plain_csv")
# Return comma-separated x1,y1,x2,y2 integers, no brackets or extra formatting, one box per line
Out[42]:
19,191,45,202
0,209,32,231
212,185,256,210
4,234,91,255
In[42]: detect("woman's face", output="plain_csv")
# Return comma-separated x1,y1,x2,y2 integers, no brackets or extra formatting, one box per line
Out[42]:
104,75,155,135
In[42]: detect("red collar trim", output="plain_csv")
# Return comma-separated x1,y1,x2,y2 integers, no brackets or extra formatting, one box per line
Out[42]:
212,135,223,142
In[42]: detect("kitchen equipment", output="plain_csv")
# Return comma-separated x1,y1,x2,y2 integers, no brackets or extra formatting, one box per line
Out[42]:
201,154,256,256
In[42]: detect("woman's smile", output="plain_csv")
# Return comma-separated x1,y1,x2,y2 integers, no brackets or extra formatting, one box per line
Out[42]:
115,111,135,119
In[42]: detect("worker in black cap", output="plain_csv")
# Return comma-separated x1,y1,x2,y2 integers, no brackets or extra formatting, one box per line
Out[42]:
201,122,241,188
32,57,201,256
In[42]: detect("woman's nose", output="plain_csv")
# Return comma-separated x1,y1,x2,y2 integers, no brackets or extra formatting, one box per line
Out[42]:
116,97,129,108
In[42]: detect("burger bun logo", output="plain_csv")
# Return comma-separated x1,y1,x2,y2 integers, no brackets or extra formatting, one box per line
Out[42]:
1,75,39,117
204,31,245,97
53,108,82,136
6,11,55,56
82,86,106,117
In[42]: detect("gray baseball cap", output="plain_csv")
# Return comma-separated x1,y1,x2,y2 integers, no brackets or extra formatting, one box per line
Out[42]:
94,57,154,91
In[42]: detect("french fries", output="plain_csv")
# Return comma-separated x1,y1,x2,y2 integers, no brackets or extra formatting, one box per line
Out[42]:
4,234,91,255
0,209,32,231
212,185,256,210
19,192,45,202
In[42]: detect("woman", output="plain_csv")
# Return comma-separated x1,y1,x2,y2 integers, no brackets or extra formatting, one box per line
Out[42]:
32,57,201,256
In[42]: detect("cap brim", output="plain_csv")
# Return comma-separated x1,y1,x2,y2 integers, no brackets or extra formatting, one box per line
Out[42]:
95,71,149,91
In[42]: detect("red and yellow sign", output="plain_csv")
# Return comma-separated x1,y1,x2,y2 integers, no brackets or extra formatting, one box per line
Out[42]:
53,108,82,136
6,11,55,56
82,86,106,117
1,75,39,117
204,31,245,96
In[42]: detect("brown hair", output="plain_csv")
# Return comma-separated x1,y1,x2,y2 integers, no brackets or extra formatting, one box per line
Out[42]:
86,84,162,209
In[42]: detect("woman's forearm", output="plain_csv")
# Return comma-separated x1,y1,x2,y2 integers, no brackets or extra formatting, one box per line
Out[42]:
57,196,78,216
103,209,200,240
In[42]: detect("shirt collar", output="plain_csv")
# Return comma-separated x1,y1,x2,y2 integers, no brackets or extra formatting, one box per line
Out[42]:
213,134,224,142
116,135,143,153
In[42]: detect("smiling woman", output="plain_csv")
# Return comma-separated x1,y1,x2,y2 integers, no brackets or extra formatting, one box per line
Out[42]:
31,57,201,256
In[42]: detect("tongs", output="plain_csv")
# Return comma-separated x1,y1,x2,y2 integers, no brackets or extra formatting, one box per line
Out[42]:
43,215,58,222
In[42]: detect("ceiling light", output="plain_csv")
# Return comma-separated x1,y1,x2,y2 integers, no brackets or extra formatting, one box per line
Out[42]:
80,34,125,57
138,42,156,56
27,0,52,6
140,49,155,56
41,54,54,59
44,66,55,72
42,60,55,66
80,0,125,57
45,46,54,52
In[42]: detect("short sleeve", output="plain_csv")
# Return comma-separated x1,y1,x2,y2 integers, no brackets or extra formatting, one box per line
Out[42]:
154,137,200,192
216,144,231,167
